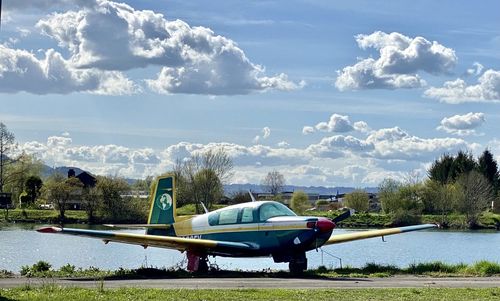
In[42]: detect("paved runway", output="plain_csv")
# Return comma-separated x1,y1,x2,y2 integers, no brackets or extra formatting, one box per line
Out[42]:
1,277,500,289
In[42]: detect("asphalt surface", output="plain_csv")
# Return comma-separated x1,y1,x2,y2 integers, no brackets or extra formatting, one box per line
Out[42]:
1,277,500,289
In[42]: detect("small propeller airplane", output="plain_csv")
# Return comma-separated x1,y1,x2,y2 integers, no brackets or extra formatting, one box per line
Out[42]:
38,175,437,273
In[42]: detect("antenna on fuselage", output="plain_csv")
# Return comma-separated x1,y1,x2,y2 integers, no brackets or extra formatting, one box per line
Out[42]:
248,190,257,202
200,202,209,214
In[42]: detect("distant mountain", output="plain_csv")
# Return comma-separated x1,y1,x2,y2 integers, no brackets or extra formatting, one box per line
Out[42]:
41,165,87,178
223,184,378,195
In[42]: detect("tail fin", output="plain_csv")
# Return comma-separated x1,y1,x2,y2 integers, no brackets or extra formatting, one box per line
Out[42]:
147,175,177,226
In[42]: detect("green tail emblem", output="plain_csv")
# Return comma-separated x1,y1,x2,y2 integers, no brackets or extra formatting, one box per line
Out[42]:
156,189,173,211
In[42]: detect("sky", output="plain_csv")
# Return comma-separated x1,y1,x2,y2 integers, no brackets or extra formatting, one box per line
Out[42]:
1,0,500,186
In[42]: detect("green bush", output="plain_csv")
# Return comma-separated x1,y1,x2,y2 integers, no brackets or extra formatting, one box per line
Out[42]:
60,264,76,274
467,261,500,276
315,200,330,206
406,261,464,274
32,261,51,273
391,208,422,226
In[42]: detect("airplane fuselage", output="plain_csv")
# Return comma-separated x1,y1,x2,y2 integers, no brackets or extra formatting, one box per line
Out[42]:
149,201,336,259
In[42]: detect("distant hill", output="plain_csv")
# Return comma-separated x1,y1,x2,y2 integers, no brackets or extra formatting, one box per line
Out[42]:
223,184,378,195
42,165,87,178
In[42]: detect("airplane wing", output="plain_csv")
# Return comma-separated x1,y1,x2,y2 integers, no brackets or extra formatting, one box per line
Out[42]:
102,224,172,229
37,227,257,253
325,224,437,245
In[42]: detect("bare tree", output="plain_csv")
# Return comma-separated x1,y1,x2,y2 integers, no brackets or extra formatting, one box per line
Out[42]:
456,170,495,228
0,122,16,193
176,148,233,212
403,170,422,185
261,170,285,196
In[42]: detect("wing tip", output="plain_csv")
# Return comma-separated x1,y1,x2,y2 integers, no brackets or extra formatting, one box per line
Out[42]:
37,226,62,233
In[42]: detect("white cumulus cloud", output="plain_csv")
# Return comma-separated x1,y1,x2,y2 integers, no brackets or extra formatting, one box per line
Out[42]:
335,31,457,91
34,0,301,95
424,69,500,104
437,112,485,136
0,45,137,95
303,114,369,135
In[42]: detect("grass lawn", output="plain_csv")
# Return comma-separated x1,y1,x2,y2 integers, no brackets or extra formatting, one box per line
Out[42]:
1,287,500,301
0,209,87,223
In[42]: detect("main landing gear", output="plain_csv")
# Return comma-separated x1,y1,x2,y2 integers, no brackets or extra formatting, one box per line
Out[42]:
186,251,209,273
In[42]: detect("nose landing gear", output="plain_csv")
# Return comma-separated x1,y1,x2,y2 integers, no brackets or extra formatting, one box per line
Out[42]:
288,253,308,274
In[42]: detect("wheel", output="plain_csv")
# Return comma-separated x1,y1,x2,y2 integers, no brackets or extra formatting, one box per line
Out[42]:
197,256,209,273
289,254,307,274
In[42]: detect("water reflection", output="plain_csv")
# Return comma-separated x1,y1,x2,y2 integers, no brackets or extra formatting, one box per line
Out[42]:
1,224,499,272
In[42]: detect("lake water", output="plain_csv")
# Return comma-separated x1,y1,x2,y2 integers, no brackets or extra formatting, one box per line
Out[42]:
1,224,499,272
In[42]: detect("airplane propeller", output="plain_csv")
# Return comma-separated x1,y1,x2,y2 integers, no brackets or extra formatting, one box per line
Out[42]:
331,208,355,224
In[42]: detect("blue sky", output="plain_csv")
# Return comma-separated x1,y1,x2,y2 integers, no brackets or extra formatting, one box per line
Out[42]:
1,0,500,186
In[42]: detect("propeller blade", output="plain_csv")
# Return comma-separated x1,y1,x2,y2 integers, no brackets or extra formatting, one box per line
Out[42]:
331,208,355,224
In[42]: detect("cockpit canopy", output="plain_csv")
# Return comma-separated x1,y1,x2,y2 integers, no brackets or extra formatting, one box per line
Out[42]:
208,201,296,226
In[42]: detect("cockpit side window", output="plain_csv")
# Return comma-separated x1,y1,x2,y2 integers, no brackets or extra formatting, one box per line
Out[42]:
240,207,254,223
218,208,239,225
208,212,219,226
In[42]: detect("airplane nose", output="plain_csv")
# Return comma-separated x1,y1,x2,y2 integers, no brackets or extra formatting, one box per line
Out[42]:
316,218,336,233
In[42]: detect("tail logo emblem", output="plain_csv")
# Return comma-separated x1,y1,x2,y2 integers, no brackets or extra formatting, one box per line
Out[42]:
156,193,173,211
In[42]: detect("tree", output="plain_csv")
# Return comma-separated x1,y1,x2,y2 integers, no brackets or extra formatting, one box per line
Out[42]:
193,168,223,211
230,191,252,205
95,176,130,221
42,174,83,220
378,178,402,214
25,175,43,205
421,180,458,220
344,190,369,212
428,153,454,184
0,122,16,193
261,170,285,196
290,191,309,215
82,187,99,223
131,176,153,192
175,148,233,212
3,153,43,204
477,149,500,194
449,150,476,182
455,170,494,228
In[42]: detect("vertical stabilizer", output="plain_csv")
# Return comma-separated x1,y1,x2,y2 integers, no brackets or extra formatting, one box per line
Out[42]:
147,175,177,228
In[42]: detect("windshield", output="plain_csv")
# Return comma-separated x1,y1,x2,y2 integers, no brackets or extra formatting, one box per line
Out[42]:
258,202,296,221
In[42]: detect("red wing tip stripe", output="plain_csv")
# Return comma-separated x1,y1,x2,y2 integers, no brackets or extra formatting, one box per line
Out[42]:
37,226,62,233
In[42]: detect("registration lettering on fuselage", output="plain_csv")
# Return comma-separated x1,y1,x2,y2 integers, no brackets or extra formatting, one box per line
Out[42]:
181,234,202,239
